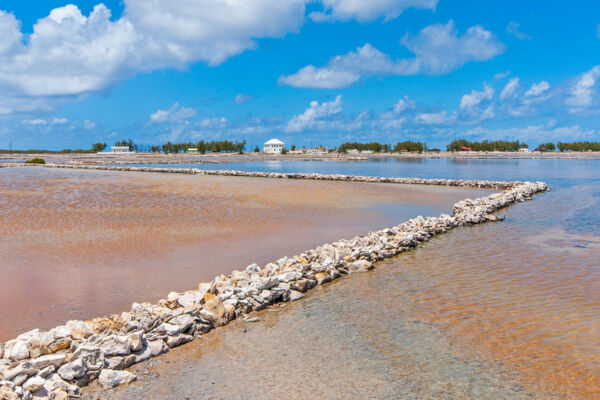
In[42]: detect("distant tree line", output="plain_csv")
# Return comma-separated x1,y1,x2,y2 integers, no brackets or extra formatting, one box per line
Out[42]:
339,142,392,153
447,139,528,152
556,141,600,152
393,141,424,152
536,142,555,151
338,141,425,153
159,140,246,154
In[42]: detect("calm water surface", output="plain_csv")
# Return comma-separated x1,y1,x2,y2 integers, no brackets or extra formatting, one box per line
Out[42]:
93,158,599,399
0,167,483,341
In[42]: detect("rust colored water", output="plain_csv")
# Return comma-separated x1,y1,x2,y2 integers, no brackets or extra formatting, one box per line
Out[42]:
0,167,486,341
390,185,600,399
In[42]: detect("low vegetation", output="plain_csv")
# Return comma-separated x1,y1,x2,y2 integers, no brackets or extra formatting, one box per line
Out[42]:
447,140,528,152
92,142,107,152
338,142,392,153
394,141,424,153
556,141,600,152
158,140,246,154
536,142,556,152
24,157,45,164
338,141,426,153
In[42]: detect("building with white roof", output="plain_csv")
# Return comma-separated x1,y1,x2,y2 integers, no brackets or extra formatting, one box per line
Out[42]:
110,146,132,153
263,138,285,154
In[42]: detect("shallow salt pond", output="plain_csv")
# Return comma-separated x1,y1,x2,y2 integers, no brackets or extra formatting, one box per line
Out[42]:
80,159,600,399
0,167,489,341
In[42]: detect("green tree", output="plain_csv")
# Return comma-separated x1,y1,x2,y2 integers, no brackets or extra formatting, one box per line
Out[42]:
394,141,424,152
557,141,600,151
338,142,390,153
536,142,556,152
447,139,527,152
115,139,136,151
92,142,107,152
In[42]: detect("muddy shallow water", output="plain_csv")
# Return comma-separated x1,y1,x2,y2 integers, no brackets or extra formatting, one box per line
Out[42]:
0,167,488,341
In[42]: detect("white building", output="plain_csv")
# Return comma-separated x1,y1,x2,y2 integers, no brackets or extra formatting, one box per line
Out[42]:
263,138,285,154
518,147,530,153
187,148,198,154
110,146,132,153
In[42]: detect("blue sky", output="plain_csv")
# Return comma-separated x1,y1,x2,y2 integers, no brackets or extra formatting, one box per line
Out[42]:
0,0,599,150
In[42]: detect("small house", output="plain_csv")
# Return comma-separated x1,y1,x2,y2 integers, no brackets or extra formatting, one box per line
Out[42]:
263,139,285,154
187,148,198,154
110,146,131,153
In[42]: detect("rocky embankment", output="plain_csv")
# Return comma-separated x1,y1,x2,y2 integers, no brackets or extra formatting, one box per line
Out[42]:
0,167,548,399
37,163,517,189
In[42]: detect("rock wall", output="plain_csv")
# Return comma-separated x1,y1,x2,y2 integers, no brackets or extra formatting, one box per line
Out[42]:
0,166,548,399
37,163,520,189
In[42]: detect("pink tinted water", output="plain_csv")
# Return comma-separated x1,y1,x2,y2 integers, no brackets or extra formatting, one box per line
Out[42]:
0,167,484,341
82,182,600,400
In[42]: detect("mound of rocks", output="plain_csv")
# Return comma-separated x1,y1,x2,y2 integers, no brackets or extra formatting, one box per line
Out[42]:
0,170,547,399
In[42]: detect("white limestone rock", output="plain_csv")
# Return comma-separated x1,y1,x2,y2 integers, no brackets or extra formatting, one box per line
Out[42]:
57,359,86,381
157,323,180,336
128,331,145,352
22,375,45,392
98,335,131,357
5,341,29,361
30,354,66,370
348,260,374,273
288,290,304,302
98,369,136,389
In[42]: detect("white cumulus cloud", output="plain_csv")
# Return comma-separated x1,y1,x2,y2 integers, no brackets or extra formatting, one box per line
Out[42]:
197,117,228,128
123,0,306,67
309,0,438,22
22,119,47,125
150,102,197,123
279,21,504,89
565,65,600,112
392,95,417,114
499,77,520,100
460,84,494,111
285,95,343,132
52,117,69,125
0,1,308,115
414,111,452,124
525,81,550,97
